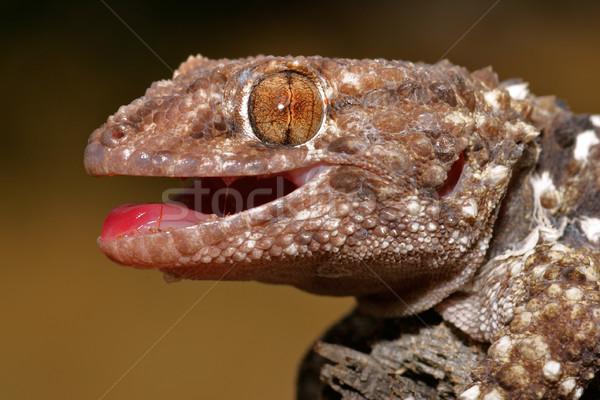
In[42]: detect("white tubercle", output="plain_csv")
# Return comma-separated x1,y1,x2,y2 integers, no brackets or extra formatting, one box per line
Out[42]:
580,217,600,244
574,130,599,162
505,82,529,100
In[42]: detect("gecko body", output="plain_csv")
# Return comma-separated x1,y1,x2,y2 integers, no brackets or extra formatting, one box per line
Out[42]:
85,55,600,399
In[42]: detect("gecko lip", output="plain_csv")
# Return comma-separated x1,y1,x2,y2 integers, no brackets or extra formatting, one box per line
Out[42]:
100,164,331,241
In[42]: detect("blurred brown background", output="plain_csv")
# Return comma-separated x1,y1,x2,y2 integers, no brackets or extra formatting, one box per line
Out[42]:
2,1,599,399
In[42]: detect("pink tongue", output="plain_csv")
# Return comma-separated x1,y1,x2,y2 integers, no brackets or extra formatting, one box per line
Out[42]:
101,203,209,240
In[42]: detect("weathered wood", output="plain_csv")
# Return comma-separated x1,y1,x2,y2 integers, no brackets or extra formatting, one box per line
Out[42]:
298,308,600,399
297,309,478,399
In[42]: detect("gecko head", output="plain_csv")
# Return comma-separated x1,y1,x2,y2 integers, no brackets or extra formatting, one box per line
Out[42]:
85,55,539,315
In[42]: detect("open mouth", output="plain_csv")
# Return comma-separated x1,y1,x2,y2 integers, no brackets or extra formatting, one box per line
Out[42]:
100,164,330,241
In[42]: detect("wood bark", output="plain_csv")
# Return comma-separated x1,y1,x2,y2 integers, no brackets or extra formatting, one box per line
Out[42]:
297,309,600,399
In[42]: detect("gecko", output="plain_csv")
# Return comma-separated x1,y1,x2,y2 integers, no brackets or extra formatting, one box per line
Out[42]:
84,55,600,399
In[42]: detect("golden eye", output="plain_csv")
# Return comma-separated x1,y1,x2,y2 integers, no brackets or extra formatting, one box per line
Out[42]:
248,71,324,146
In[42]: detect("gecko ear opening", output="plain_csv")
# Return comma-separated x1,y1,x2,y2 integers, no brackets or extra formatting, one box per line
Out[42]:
436,152,465,198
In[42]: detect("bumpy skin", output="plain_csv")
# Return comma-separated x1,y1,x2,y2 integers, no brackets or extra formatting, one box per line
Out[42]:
84,55,600,399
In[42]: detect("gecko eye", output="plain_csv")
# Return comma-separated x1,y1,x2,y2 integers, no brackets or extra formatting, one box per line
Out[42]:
248,71,324,146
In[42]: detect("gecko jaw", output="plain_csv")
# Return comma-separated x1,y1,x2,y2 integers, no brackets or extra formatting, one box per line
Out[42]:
99,164,331,241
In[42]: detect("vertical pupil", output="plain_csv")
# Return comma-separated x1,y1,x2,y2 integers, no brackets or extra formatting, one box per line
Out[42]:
248,71,324,146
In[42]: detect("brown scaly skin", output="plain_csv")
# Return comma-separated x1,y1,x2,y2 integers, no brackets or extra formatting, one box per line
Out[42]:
84,55,600,399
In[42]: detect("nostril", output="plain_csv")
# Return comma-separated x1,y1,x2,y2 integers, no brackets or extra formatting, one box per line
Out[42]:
437,152,465,198
100,124,129,147
111,126,126,139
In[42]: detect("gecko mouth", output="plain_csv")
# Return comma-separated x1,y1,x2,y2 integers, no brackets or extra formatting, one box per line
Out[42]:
100,164,330,241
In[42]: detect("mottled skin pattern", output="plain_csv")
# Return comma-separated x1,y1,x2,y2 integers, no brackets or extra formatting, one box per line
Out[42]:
85,55,600,399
